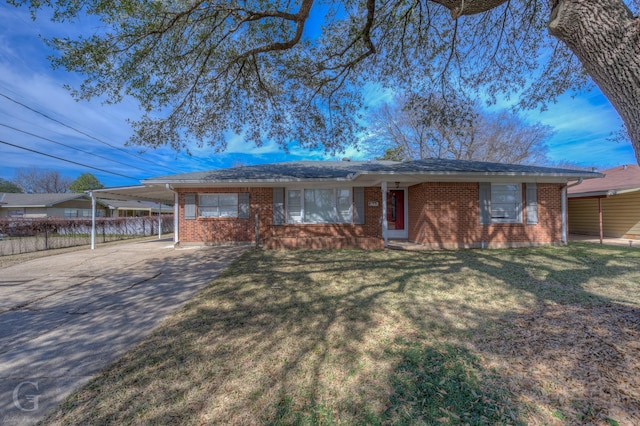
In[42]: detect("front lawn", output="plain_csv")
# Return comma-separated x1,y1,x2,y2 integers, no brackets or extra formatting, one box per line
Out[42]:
43,244,640,425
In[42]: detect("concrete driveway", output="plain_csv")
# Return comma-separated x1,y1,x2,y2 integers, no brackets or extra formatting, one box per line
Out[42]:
0,239,249,425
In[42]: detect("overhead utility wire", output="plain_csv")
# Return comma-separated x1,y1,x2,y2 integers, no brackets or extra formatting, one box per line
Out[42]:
0,123,149,172
0,92,178,173
0,139,139,181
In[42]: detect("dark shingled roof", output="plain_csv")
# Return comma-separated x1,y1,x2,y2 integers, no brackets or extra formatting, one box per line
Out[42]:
145,159,600,184
389,158,595,176
147,161,399,182
0,193,89,207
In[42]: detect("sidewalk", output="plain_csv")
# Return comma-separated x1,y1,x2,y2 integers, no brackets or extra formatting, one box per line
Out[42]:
0,239,249,425
569,234,639,248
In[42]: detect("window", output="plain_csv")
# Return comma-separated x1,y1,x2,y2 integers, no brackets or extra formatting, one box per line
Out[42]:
490,183,522,223
480,183,524,224
64,208,94,218
304,189,334,222
199,194,238,218
286,188,352,224
287,190,302,223
336,189,351,223
195,193,249,218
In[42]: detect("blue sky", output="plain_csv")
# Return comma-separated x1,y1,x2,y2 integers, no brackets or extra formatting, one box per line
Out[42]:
0,3,637,188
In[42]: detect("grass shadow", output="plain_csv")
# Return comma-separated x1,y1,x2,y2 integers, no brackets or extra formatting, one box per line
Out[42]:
380,339,520,425
39,245,640,425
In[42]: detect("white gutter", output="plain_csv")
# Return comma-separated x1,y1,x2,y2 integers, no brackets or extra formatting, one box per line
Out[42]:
568,190,612,198
561,178,584,244
566,177,584,189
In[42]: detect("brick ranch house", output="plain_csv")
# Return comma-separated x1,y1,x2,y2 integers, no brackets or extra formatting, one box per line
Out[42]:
139,159,601,250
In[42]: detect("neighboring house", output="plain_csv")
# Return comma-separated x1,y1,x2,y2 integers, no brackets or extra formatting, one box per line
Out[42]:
0,193,108,218
102,200,174,217
568,164,640,240
139,159,600,249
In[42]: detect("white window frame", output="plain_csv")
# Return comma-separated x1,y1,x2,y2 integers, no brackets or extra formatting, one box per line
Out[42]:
198,193,239,218
490,183,523,223
285,188,353,224
65,208,92,218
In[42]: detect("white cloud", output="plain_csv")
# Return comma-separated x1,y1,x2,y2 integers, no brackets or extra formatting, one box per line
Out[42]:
527,92,622,135
363,83,394,107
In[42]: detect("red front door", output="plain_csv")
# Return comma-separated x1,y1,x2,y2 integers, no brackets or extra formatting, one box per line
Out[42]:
387,190,404,230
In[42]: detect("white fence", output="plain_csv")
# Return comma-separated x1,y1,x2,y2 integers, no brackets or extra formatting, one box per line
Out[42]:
0,216,174,256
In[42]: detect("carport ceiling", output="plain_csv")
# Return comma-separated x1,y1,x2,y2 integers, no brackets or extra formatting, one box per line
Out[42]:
88,185,175,204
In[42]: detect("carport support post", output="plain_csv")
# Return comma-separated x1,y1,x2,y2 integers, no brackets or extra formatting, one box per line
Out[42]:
561,186,567,244
90,192,96,250
166,183,179,244
598,197,603,245
157,202,162,240
173,190,179,243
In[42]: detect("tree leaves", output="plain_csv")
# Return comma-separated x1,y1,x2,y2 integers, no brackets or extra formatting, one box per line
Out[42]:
11,0,590,154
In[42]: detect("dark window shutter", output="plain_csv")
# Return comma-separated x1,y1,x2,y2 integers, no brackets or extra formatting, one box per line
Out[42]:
273,187,285,225
239,193,250,219
353,187,365,224
479,183,491,225
526,183,538,224
184,193,196,220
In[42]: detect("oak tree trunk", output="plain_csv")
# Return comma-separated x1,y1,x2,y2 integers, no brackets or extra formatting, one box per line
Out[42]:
548,0,640,165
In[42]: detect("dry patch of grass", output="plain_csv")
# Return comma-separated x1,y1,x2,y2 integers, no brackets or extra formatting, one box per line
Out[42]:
479,304,639,424
42,243,640,425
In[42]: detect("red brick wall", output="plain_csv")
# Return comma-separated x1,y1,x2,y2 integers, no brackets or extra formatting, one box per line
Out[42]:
178,187,255,243
177,187,384,248
177,183,563,249
407,182,564,248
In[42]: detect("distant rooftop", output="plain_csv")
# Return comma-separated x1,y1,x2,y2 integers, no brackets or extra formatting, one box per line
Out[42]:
568,164,640,196
0,193,88,207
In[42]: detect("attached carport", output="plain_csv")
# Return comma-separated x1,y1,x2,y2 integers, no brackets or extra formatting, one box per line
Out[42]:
87,185,177,249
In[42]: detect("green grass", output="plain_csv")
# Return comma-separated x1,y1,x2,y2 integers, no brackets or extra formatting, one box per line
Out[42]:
42,243,640,425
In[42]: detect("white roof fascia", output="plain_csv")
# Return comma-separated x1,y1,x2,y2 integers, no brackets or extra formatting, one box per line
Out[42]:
611,187,640,195
150,172,590,188
568,190,613,198
569,187,640,198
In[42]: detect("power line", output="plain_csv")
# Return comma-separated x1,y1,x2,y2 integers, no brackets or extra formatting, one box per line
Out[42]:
0,139,139,181
0,123,149,173
0,91,178,173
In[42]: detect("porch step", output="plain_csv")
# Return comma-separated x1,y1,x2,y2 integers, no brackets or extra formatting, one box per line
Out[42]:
387,240,427,251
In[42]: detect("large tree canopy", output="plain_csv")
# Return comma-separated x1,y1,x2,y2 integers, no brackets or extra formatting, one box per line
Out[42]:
13,167,71,193
366,92,552,164
69,172,104,192
0,178,23,193
10,0,640,163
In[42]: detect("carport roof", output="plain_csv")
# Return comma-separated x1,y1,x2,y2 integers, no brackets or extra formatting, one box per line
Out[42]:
88,185,175,204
